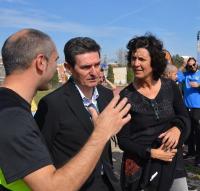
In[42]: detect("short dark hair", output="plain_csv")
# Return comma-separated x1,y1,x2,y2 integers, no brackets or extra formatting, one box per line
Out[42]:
1,28,54,75
127,33,166,80
64,37,101,68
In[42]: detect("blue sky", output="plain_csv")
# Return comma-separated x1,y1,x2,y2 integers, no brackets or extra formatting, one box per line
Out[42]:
0,0,200,62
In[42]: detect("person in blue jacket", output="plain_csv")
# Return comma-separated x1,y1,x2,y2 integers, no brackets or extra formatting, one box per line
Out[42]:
177,57,200,166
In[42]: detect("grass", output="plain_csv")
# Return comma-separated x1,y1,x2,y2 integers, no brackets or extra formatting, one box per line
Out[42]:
185,163,200,180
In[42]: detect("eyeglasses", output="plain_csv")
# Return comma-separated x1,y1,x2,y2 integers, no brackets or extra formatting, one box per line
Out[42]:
187,63,197,69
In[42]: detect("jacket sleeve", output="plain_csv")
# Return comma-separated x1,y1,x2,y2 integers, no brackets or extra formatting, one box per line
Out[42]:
34,98,48,130
177,71,185,83
171,81,191,145
34,97,61,150
117,120,151,159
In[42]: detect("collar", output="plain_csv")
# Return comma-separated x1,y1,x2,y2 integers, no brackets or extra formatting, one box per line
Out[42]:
73,80,99,107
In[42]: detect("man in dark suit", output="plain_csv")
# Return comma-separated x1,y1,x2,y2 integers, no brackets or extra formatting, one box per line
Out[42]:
35,37,121,191
1,29,131,191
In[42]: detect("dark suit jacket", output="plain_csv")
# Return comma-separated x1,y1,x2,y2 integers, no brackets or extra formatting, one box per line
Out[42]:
34,78,121,191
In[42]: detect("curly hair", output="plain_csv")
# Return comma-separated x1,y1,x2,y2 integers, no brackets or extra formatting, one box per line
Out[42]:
127,33,166,80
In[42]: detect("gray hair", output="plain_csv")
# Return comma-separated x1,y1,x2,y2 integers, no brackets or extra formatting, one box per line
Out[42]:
1,28,55,75
164,64,177,75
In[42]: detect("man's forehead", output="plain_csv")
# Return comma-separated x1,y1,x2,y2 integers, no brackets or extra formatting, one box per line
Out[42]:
76,52,100,57
75,53,100,63
188,59,196,64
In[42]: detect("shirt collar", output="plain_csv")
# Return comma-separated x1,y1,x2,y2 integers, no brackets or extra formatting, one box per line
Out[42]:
74,81,99,107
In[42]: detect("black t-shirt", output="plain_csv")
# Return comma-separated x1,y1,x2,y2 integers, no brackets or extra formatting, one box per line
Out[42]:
0,87,52,183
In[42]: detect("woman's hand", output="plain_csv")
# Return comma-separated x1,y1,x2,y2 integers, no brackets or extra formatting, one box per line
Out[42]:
151,144,177,162
158,127,181,150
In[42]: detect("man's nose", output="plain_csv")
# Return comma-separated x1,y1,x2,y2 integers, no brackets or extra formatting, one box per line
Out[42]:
90,66,98,75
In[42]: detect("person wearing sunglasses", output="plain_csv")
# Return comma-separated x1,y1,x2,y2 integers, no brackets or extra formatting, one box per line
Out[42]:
117,33,190,191
177,57,200,166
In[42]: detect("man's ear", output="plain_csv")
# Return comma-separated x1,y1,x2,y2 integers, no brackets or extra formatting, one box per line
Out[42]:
64,62,72,74
35,54,48,72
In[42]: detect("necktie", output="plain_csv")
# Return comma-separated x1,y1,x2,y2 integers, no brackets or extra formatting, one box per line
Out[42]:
87,103,105,175
87,102,99,114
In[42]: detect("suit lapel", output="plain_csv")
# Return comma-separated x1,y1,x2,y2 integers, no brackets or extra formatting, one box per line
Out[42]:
63,79,93,134
97,86,108,112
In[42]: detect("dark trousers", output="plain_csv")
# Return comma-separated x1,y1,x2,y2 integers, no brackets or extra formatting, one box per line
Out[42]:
187,108,200,156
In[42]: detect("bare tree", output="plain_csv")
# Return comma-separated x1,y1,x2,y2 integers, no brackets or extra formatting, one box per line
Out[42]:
116,48,127,66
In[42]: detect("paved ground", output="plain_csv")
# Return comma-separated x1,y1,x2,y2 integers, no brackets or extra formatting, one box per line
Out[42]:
111,142,200,191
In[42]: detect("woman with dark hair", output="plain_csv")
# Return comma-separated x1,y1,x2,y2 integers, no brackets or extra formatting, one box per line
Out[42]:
117,34,190,191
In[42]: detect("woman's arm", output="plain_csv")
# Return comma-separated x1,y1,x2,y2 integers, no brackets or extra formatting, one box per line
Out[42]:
117,121,152,159
150,145,177,162
171,81,191,143
159,81,191,149
118,123,178,162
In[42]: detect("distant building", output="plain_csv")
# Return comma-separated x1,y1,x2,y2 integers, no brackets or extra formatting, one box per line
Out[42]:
57,64,70,84
113,67,127,85
181,56,191,63
0,57,5,85
0,57,71,85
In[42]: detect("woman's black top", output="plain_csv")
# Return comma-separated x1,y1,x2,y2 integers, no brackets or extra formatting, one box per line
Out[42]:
117,78,190,190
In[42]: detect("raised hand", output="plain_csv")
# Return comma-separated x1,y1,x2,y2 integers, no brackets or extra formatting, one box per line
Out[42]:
88,95,131,139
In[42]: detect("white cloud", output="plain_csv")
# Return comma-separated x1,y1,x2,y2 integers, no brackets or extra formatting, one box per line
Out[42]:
105,8,145,26
0,8,137,38
104,0,162,26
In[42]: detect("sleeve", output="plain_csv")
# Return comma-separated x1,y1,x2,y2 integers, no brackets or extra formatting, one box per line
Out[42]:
34,97,61,151
0,108,52,183
117,89,150,160
171,81,191,144
34,98,48,130
177,71,185,83
117,121,150,159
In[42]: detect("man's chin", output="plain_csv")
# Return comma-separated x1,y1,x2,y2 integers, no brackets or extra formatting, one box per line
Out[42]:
190,70,197,73
88,81,98,87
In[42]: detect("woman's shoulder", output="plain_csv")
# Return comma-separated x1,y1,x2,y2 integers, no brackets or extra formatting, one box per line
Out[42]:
120,83,135,97
160,78,178,99
161,77,177,88
161,77,172,83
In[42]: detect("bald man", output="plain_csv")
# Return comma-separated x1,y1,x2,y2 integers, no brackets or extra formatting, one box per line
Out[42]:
0,28,131,191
